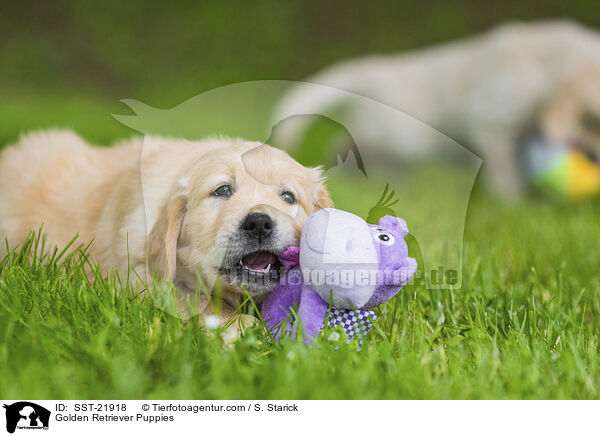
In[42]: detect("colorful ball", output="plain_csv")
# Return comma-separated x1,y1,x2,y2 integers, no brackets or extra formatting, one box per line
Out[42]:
524,135,600,200
535,150,600,200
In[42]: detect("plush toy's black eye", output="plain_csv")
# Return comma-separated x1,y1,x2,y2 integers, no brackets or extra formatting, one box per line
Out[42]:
375,232,395,246
211,184,233,198
281,190,296,204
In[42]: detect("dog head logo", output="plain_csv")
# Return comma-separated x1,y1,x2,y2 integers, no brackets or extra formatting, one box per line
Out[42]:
3,402,50,434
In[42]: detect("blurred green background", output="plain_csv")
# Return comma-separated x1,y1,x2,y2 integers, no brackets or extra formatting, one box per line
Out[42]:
2,0,600,145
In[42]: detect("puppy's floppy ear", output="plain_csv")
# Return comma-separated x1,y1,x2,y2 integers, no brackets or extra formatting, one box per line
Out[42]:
314,184,334,210
147,189,187,282
311,166,334,210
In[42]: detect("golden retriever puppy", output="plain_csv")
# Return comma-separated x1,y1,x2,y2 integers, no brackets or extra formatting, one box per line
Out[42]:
0,130,332,327
273,20,600,198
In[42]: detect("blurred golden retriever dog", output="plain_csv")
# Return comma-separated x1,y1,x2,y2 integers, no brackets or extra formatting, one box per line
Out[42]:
0,130,332,330
275,20,600,197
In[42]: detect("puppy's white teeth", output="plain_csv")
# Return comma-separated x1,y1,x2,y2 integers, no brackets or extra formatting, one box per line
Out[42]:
243,265,272,273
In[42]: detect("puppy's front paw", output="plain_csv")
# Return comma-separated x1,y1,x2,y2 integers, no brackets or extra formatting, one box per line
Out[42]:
220,314,258,345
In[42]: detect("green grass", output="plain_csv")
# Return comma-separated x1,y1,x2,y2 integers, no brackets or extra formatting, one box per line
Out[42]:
1,170,600,399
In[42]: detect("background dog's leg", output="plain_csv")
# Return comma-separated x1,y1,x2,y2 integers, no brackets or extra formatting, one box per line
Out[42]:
473,132,526,199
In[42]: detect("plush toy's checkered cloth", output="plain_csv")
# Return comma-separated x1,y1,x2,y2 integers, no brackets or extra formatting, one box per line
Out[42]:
323,308,377,345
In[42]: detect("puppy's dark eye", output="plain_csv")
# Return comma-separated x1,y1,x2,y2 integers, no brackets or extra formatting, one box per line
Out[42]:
211,185,233,198
280,190,296,204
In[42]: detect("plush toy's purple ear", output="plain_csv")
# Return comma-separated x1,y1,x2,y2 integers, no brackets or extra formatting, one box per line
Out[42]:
278,246,300,270
378,215,409,237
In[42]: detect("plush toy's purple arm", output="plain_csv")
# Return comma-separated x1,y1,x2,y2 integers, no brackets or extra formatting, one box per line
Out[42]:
261,266,303,340
297,286,329,344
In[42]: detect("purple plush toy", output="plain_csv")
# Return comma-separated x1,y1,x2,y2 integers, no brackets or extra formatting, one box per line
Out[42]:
261,208,417,344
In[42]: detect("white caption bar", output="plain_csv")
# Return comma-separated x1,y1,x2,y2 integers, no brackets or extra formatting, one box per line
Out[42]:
0,400,596,435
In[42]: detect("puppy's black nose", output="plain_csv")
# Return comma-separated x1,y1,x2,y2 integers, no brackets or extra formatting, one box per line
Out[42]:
242,213,273,240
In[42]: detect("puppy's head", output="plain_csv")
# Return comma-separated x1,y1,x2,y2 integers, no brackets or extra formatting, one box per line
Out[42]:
147,140,332,300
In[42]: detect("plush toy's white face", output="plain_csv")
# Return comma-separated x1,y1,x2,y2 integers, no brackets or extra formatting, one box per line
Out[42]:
299,208,378,308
